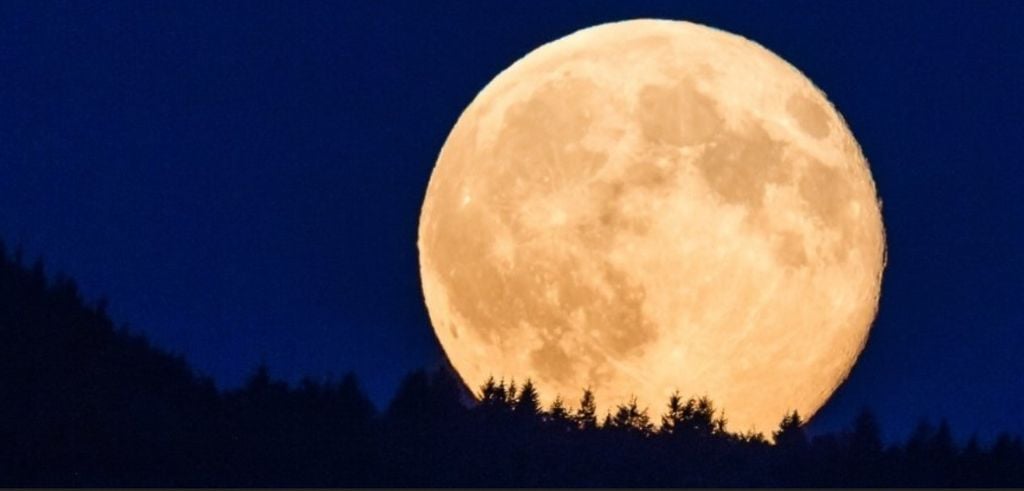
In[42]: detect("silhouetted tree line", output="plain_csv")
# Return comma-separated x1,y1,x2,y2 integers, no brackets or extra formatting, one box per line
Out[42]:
1,241,1022,486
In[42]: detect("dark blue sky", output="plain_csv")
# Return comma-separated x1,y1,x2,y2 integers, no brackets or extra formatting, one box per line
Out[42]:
1,1,1022,441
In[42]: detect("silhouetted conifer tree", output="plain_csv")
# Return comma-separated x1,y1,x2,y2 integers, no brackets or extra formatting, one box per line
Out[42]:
903,419,955,486
478,376,500,405
506,379,518,405
835,408,885,486
547,395,568,420
515,379,541,418
957,434,984,485
663,395,724,443
609,397,654,436
660,391,686,435
850,408,883,455
545,396,573,433
574,388,598,430
990,433,1024,486
773,410,807,448
478,376,515,423
245,362,274,392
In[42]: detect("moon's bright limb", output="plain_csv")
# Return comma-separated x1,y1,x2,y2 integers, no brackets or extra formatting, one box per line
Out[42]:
418,19,885,433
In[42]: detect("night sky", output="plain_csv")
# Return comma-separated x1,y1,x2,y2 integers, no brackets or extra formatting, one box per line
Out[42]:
1,1,1022,442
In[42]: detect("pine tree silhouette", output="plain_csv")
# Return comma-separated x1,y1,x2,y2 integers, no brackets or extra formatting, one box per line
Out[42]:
544,395,574,433
574,387,598,431
773,410,807,448
515,379,541,418
660,391,686,435
846,408,885,486
608,397,654,436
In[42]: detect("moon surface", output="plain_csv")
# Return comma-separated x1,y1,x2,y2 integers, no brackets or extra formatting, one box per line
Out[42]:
418,19,885,433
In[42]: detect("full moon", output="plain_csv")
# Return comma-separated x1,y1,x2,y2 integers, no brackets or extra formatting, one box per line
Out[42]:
418,19,885,433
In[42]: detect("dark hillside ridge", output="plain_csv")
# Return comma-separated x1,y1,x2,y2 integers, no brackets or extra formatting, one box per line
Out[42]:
0,240,1021,486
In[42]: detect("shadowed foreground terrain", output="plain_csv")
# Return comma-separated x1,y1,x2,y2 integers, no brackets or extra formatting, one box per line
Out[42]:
1,241,1022,487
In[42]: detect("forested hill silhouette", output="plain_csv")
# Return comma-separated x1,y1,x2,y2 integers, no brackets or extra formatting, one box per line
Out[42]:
1,240,1022,486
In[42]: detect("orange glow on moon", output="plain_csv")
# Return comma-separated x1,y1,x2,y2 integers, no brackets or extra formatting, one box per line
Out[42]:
418,19,885,433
